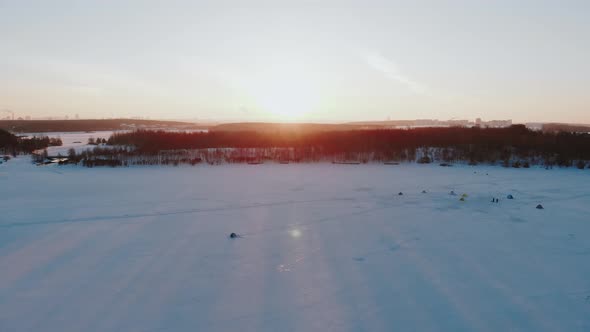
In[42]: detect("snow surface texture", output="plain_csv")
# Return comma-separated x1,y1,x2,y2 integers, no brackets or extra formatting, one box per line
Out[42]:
1,158,590,331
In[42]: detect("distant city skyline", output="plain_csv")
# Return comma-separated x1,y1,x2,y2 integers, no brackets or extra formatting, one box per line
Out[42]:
1,1,589,123
2,112,589,128
0,113,549,129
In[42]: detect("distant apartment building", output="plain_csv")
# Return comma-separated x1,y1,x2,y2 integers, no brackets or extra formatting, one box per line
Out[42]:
472,118,512,128
484,119,512,128
447,119,470,127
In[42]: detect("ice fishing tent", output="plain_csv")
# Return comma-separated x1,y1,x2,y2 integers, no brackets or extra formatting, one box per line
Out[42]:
398,192,403,196
507,194,514,199
536,204,544,209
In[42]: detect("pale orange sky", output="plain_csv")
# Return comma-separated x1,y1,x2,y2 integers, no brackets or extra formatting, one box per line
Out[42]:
1,1,589,123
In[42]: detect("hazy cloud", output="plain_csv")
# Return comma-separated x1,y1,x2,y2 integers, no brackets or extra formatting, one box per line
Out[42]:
365,51,427,94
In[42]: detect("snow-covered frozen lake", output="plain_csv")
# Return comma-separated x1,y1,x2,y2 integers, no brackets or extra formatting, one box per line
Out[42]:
1,158,589,331
23,131,117,156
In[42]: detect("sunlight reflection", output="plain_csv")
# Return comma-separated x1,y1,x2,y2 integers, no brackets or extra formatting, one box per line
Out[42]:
290,229,302,238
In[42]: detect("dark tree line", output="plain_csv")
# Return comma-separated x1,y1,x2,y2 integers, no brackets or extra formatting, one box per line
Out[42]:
0,119,207,133
542,123,590,133
0,129,18,152
88,137,107,145
62,125,590,168
0,129,60,155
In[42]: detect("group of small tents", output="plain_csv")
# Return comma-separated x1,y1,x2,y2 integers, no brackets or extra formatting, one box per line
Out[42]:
230,190,545,239
458,192,544,208
397,190,544,209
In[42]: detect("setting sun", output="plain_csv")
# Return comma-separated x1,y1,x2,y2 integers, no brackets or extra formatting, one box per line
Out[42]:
245,63,320,121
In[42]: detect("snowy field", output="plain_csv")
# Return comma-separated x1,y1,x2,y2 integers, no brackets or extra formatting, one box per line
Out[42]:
23,131,116,156
1,158,589,331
